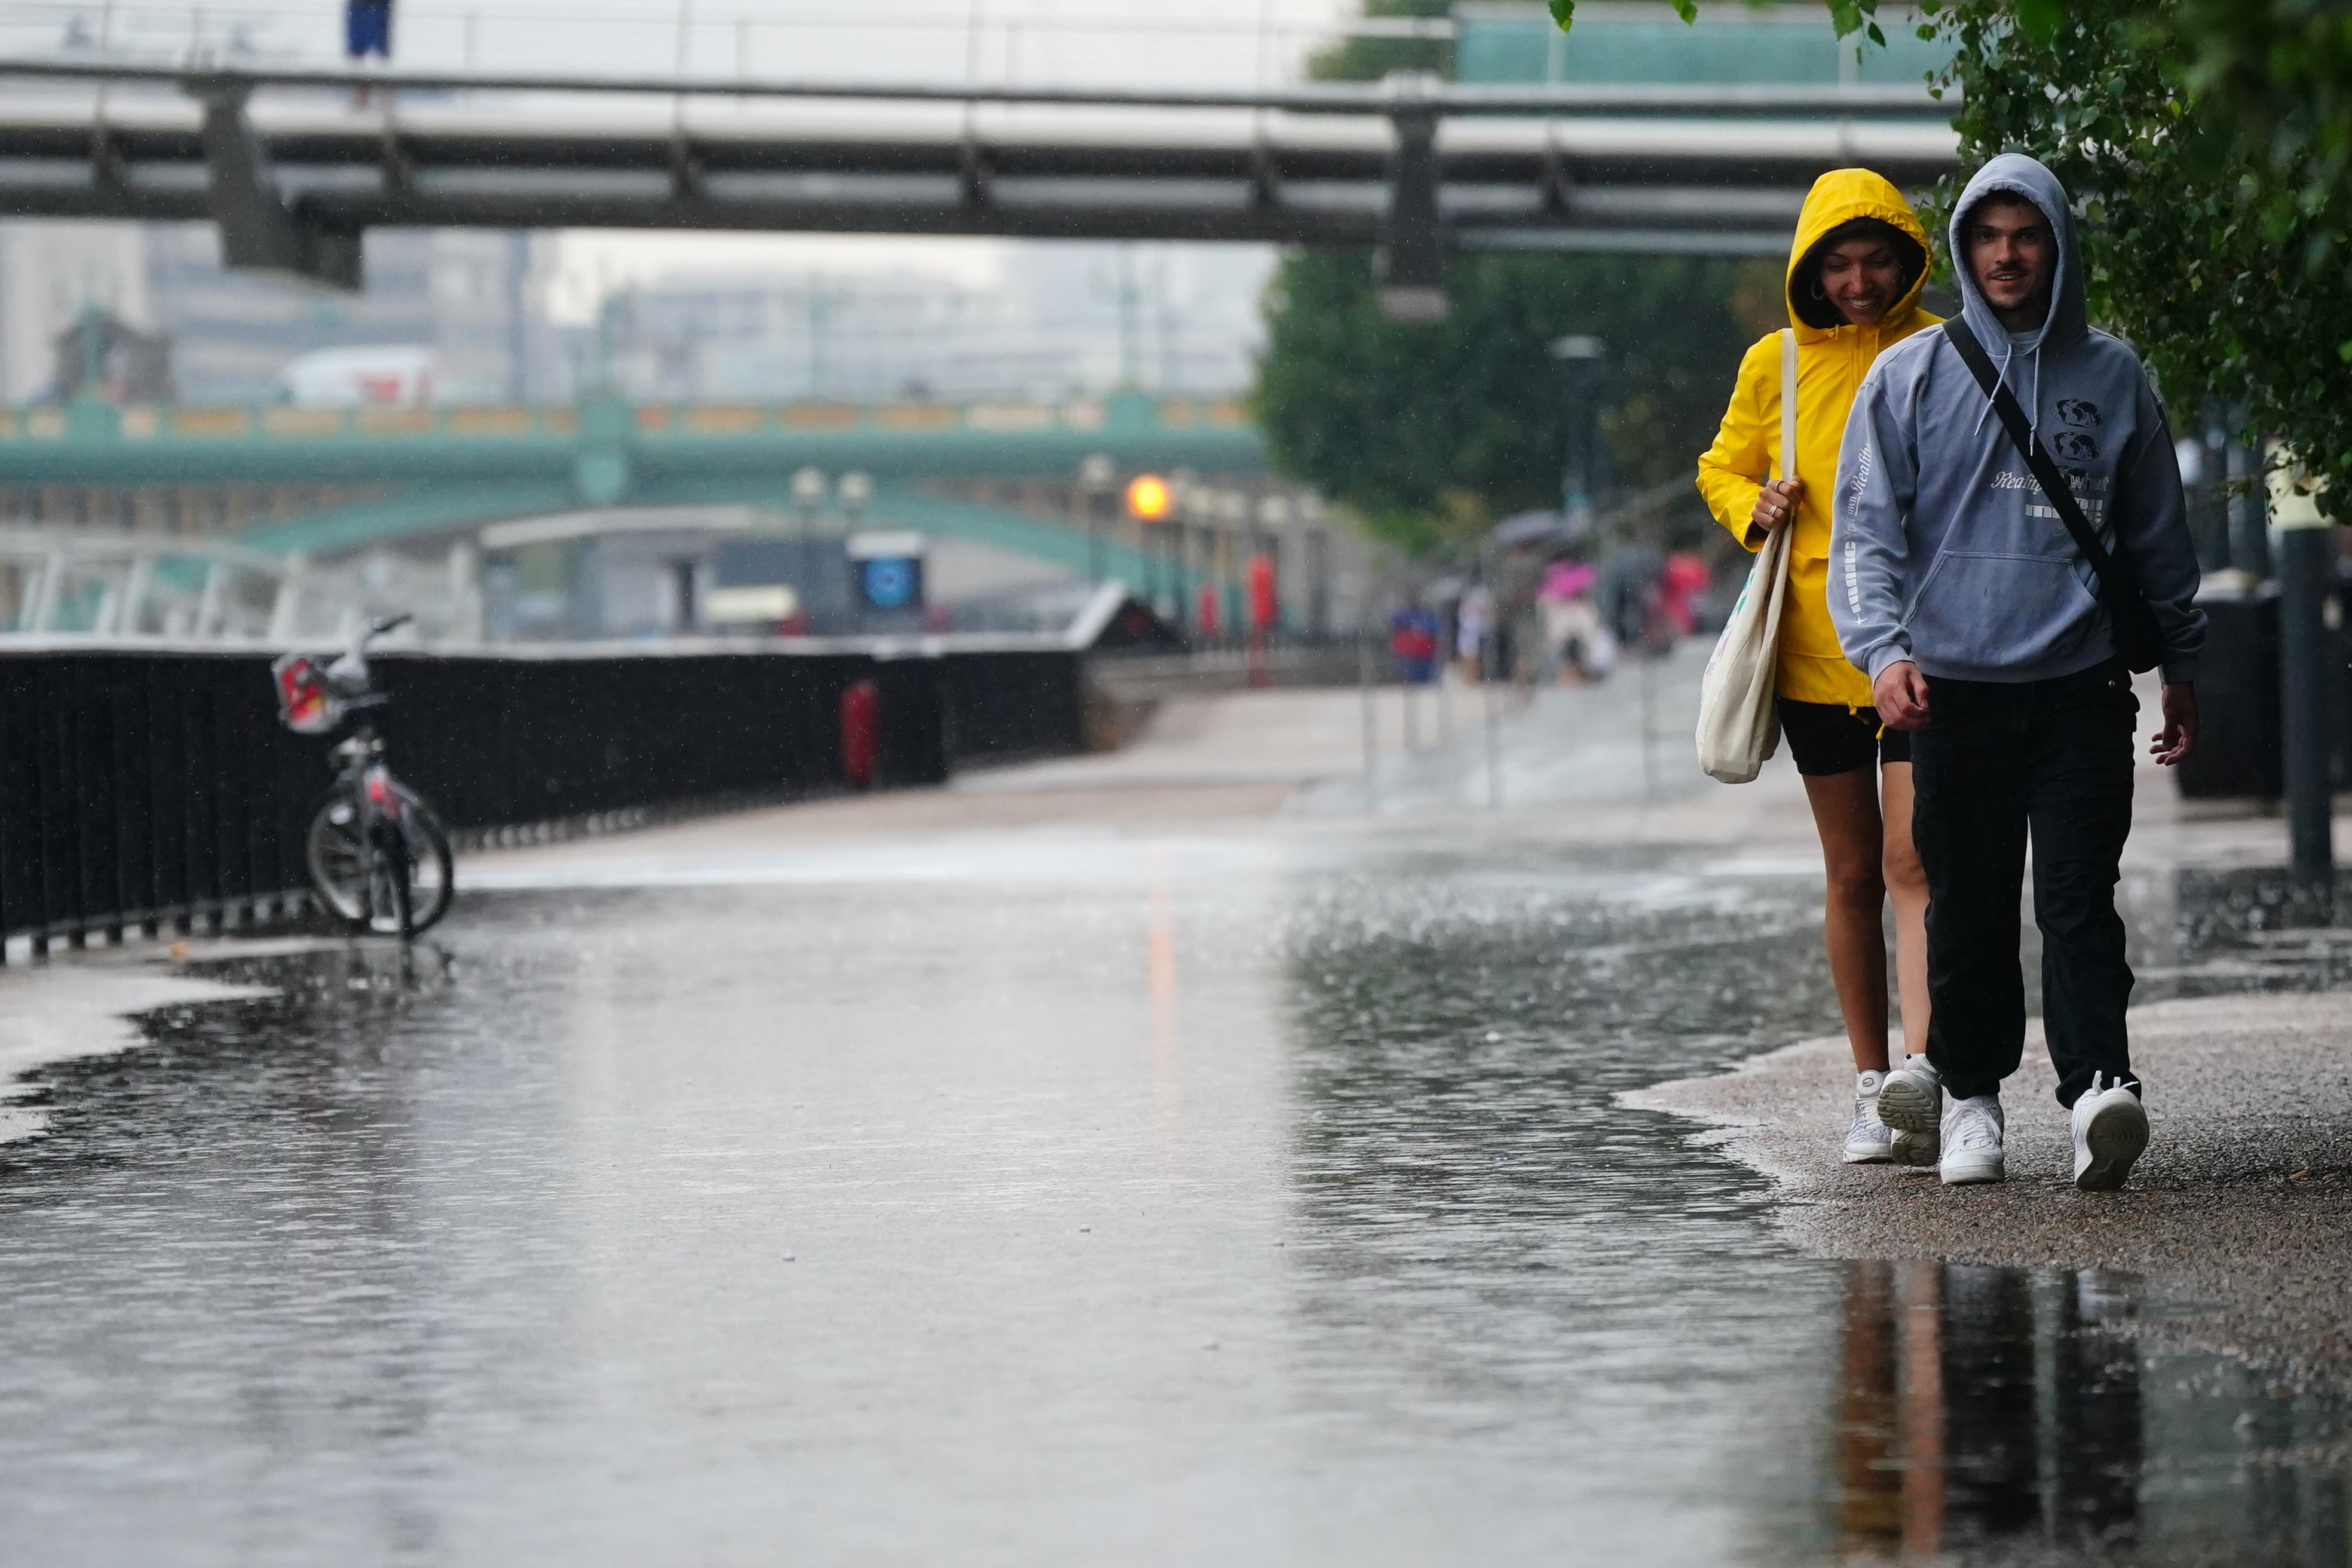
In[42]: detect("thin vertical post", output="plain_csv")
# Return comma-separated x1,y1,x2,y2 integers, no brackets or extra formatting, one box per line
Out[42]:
2278,511,2335,886
1483,643,1501,810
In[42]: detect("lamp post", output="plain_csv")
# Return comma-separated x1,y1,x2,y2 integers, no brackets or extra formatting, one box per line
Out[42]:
1550,334,1605,533
1078,452,1116,585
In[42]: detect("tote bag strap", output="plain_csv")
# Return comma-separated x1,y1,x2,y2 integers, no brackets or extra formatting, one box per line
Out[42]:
1778,328,1797,485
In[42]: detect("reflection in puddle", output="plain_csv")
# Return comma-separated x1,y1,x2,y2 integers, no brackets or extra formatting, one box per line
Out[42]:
1832,1261,2352,1566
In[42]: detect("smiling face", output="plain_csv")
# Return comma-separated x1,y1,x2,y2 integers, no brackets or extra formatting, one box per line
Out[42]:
1816,235,1909,327
1963,193,2056,329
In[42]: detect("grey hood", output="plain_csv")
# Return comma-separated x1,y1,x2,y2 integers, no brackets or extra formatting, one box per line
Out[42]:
1950,152,2088,357
1827,154,2206,687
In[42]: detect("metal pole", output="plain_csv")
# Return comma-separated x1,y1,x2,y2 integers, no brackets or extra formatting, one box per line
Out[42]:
1358,625,1377,810
1483,639,1501,810
1639,645,1657,799
2278,511,2335,885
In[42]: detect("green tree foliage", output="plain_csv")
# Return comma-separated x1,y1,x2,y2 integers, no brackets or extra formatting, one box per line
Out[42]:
1538,0,2352,501
1910,0,2352,509
1306,0,1453,83
1255,250,1763,555
1259,0,1767,556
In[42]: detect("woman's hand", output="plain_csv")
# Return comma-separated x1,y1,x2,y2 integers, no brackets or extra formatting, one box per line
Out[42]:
1748,478,1801,542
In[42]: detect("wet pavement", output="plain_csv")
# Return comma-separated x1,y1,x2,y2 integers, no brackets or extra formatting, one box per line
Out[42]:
0,664,2348,1563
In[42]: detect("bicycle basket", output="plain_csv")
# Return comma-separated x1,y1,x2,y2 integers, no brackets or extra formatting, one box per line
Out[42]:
271,652,342,734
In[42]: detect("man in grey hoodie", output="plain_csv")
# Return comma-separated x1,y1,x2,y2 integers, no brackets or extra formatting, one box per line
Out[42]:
1829,153,2206,1192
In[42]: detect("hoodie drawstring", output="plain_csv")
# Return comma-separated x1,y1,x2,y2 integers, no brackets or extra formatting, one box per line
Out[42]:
1965,337,2046,447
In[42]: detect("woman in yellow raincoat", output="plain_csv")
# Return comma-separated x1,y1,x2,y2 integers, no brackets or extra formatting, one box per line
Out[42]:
1696,169,1939,1167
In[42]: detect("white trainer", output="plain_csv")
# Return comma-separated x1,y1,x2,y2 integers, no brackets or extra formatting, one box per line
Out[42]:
1891,1125,1941,1169
2072,1074,2149,1192
1939,1095,2005,1185
1842,1070,1894,1163
1876,1055,1943,1134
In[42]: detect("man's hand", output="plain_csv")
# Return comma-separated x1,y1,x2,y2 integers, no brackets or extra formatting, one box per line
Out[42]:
1874,660,1931,731
2150,682,2198,765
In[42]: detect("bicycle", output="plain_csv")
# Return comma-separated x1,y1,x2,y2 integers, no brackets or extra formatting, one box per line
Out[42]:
271,615,455,939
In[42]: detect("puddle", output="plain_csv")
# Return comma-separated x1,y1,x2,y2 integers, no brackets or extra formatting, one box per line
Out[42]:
1824,1262,2352,1567
0,837,2338,1563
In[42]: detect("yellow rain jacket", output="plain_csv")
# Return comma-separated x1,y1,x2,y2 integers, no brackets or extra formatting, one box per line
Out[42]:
1696,169,1938,709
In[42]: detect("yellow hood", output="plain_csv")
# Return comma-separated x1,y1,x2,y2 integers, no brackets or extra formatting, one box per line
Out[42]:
1695,166,1940,709
1784,169,1930,337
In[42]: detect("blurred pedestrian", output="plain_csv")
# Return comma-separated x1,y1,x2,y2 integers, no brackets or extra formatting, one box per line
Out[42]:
1537,559,1612,683
1696,170,1940,1169
1387,602,1440,685
1658,551,1710,637
1834,153,2204,1192
347,0,393,62
1454,582,1493,681
347,0,392,105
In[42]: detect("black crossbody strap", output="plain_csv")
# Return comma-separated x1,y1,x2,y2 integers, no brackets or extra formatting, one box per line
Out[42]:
1940,317,2123,585
1940,318,2162,674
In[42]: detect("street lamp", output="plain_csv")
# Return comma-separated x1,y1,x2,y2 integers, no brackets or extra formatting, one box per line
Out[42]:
838,470,872,523
1078,453,1117,584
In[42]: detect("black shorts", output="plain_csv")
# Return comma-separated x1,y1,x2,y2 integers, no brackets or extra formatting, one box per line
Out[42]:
1777,697,1912,776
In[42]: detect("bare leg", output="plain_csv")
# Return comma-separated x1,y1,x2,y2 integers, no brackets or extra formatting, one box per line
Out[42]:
1879,761,1931,1061
1804,766,1891,1074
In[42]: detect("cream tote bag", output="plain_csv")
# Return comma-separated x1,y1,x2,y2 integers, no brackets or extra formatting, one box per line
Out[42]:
1695,329,1798,785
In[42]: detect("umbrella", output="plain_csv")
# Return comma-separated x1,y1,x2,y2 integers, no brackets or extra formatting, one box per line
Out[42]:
1489,510,1584,550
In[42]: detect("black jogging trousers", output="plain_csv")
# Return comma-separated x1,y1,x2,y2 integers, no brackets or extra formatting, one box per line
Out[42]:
1910,658,2140,1109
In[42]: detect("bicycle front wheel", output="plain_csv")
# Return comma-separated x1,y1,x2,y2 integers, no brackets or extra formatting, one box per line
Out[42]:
307,784,456,937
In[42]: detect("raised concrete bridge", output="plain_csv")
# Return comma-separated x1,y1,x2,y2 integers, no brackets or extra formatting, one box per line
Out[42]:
0,57,1959,302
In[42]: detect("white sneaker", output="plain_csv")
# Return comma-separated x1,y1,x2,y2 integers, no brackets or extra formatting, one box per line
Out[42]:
1842,1070,1894,1163
1891,1125,1941,1169
1939,1095,2005,1185
2072,1074,2148,1192
1876,1056,1943,1134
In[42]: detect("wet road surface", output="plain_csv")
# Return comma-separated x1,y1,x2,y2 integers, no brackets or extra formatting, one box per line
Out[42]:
0,804,2346,1564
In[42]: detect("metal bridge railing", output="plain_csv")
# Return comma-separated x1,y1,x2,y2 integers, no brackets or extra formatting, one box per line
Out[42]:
0,396,1254,446
0,525,481,642
0,638,1083,954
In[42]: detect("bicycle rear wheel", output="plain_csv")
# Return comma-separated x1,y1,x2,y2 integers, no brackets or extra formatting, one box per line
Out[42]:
307,784,455,936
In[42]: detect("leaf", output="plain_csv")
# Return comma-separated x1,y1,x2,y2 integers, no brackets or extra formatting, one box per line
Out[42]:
1670,0,1696,20
1548,0,1575,30
2016,0,2065,45
1869,23,1887,46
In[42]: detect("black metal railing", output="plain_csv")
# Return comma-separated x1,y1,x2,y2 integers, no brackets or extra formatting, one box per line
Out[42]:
0,643,1084,952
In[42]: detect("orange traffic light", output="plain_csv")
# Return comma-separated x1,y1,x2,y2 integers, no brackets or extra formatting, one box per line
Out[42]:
1125,473,1173,522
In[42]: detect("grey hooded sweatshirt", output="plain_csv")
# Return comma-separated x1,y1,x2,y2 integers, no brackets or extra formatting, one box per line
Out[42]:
1829,154,2204,686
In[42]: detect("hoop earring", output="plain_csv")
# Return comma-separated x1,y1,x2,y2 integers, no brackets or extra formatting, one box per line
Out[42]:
1809,276,1829,301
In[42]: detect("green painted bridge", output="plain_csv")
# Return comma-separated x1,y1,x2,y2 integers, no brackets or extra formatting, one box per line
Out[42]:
0,387,1267,571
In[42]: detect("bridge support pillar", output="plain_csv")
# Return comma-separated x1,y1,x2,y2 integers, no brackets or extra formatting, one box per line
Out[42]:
1377,89,1448,325
191,80,362,290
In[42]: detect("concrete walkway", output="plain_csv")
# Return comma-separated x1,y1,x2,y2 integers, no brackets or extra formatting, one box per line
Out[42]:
1628,994,2352,1388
